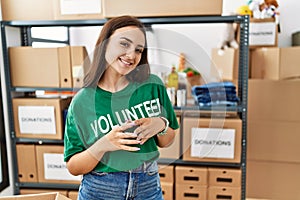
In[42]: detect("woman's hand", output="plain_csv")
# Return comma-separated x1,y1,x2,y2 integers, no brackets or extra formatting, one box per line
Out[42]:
67,122,141,176
104,123,141,152
87,122,141,161
133,117,166,144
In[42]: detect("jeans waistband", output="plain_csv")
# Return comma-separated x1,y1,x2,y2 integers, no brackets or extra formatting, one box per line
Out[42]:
128,161,158,173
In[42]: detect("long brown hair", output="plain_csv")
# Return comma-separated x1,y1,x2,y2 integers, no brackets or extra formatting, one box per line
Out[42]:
83,15,150,87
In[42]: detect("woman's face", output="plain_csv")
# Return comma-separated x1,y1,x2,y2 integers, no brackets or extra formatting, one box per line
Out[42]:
105,26,145,76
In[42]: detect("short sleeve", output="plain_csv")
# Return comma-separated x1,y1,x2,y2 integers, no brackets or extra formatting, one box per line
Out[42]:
64,107,85,162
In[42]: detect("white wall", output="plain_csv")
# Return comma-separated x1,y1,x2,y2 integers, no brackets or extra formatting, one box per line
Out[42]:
70,0,297,82
0,0,299,196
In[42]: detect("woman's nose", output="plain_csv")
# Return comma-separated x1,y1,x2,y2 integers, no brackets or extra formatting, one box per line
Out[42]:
125,48,136,59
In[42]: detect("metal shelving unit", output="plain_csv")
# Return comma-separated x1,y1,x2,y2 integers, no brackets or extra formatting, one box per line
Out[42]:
1,15,249,199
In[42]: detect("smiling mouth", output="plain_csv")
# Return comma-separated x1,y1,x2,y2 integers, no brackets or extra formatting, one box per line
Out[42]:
119,57,133,67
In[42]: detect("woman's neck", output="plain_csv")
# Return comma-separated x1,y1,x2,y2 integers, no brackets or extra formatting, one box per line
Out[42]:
98,70,129,93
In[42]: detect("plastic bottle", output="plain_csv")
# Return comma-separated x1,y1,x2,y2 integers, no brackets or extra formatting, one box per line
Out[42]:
167,66,179,90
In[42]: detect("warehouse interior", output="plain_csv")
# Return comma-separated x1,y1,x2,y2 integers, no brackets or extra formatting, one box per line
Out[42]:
1,0,300,199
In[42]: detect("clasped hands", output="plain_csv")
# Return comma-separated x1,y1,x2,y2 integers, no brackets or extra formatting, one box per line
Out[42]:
87,117,166,160
104,117,166,151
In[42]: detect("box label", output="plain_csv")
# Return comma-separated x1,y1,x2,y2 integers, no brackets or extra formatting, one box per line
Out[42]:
18,106,56,134
60,0,101,15
191,128,235,159
44,153,81,181
249,22,277,46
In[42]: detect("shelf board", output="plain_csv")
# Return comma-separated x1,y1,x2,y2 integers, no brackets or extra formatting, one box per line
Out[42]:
18,182,79,190
1,15,246,27
15,138,64,145
12,87,78,92
158,158,241,168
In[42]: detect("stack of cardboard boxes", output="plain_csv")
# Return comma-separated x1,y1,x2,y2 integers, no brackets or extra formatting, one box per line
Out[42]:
9,46,88,198
180,112,243,200
1,0,255,199
211,14,300,199
247,80,300,199
247,17,300,200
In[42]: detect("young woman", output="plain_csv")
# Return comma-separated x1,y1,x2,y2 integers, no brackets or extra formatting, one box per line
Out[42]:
64,15,179,200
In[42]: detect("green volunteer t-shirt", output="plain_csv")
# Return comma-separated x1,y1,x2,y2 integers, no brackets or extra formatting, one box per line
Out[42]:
64,74,179,172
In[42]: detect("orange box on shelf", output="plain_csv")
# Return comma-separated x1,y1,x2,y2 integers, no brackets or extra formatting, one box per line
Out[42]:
70,46,91,88
35,145,81,184
182,114,242,163
1,0,54,21
53,0,104,20
237,18,278,49
176,184,207,200
12,97,71,140
103,0,222,18
158,165,174,183
175,166,208,186
208,186,241,200
161,182,173,200
9,46,89,88
16,144,38,183
208,168,241,187
9,47,70,88
210,48,239,81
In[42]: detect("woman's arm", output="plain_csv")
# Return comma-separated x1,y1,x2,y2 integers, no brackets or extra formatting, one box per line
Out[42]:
133,117,177,148
66,124,141,176
156,127,176,148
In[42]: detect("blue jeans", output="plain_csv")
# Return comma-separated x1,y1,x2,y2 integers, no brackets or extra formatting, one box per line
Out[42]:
78,161,163,200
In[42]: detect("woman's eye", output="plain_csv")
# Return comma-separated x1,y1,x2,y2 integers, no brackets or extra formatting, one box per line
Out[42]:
135,48,143,54
120,41,129,48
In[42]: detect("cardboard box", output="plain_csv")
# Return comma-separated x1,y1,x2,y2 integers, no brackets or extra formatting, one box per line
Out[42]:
70,46,91,88
248,120,300,163
182,115,242,163
211,48,239,81
103,0,222,17
251,47,300,80
208,168,241,187
175,166,208,185
36,145,81,184
16,144,38,183
158,165,174,183
248,18,278,48
67,191,78,200
247,160,300,200
176,184,207,200
9,46,89,88
161,182,173,200
12,97,71,140
1,0,54,21
53,0,104,20
20,189,68,196
9,47,69,88
0,192,71,200
248,79,300,122
208,186,241,200
158,117,180,159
